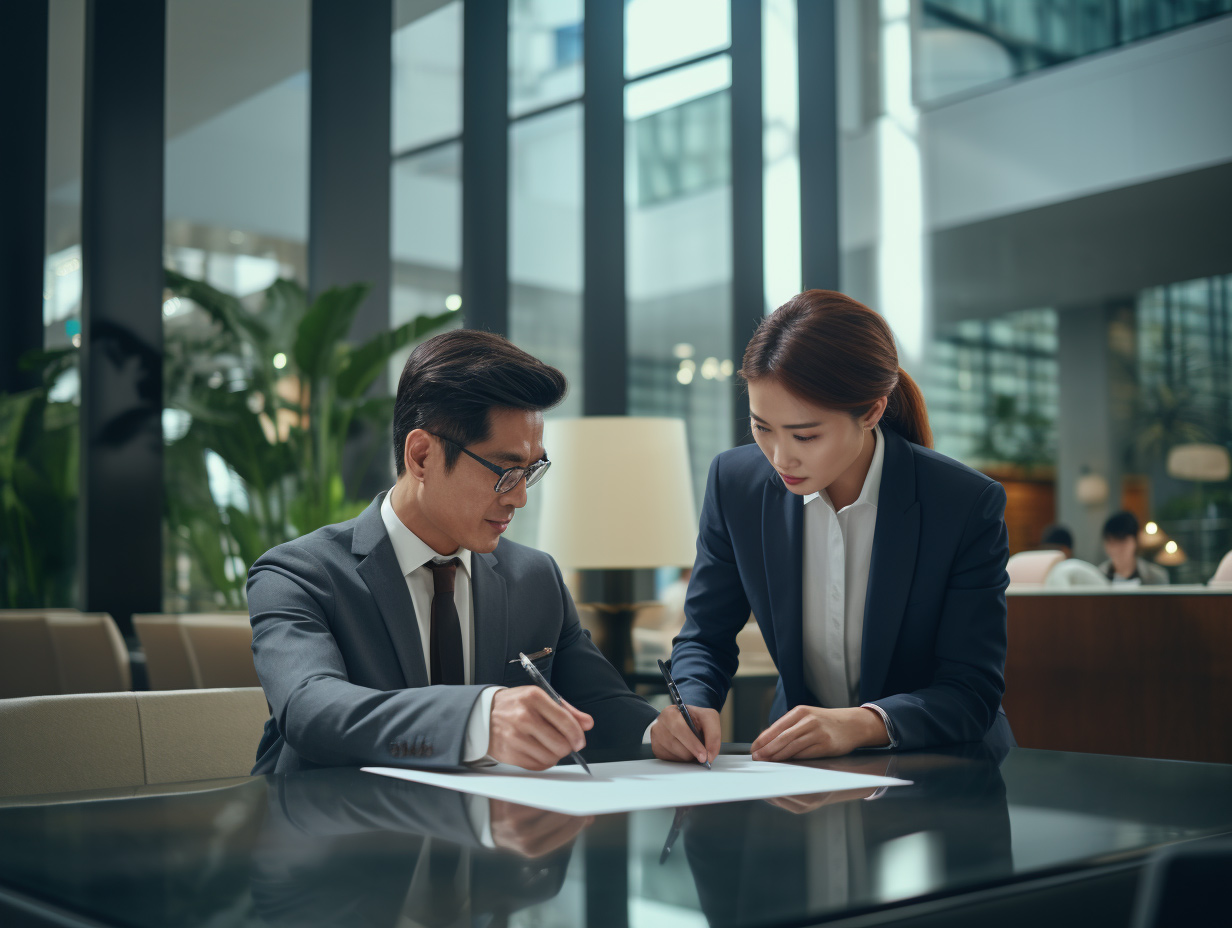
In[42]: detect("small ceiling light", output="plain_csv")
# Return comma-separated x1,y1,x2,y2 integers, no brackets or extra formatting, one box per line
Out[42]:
673,343,695,359
228,230,246,245
676,367,694,385
1145,522,1158,535
162,297,182,317
71,333,82,348
273,353,287,370
445,294,462,311
719,359,734,378
700,357,720,380
1164,540,1178,554
679,359,696,373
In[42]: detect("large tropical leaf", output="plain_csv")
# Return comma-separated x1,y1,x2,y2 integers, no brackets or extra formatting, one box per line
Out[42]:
293,283,370,381
165,268,270,346
335,310,456,399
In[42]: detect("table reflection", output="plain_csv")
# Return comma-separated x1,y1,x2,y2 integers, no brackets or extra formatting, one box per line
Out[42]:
681,742,1012,926
252,769,586,928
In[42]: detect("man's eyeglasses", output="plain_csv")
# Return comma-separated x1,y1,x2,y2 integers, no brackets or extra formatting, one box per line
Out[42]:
427,433,551,494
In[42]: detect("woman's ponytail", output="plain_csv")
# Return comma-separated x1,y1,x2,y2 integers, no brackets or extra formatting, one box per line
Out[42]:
741,290,935,448
885,367,933,449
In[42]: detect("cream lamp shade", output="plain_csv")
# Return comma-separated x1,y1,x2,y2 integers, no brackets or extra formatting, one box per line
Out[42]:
1075,471,1109,506
1166,444,1231,482
537,417,698,569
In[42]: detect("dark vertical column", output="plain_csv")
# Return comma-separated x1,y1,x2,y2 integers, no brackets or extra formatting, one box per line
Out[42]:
79,0,166,633
461,0,509,335
797,0,840,291
0,1,49,394
582,0,626,416
730,0,764,436
309,0,392,344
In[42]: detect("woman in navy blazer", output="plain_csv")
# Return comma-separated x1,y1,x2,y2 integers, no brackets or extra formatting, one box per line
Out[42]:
650,290,1014,764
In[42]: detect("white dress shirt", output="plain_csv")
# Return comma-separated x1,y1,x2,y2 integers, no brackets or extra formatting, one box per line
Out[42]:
801,426,897,746
380,491,501,763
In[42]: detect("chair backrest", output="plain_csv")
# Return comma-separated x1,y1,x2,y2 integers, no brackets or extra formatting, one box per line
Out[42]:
136,688,270,786
0,688,269,800
133,614,200,690
1044,558,1111,588
0,614,61,698
46,613,131,692
1210,549,1232,586
1007,549,1067,585
0,611,128,697
178,614,259,689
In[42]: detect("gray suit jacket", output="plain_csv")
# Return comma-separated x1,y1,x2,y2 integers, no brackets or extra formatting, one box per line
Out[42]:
248,493,657,774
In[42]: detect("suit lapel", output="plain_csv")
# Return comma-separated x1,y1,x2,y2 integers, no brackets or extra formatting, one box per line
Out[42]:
352,495,429,688
860,428,920,700
762,477,809,708
471,552,509,686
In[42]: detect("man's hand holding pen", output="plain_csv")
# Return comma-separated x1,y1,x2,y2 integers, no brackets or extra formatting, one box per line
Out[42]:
488,687,593,771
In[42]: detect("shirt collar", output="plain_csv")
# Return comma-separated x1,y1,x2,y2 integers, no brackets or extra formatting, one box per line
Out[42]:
380,489,472,577
803,425,885,512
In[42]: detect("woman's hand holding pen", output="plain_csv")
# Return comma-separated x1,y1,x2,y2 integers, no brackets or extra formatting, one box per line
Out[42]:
750,706,889,761
488,687,593,771
650,704,721,765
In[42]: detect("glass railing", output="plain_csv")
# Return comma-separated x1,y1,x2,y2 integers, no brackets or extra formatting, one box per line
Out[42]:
918,0,1232,103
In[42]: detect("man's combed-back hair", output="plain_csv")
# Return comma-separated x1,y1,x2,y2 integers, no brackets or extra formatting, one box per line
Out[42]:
392,329,567,476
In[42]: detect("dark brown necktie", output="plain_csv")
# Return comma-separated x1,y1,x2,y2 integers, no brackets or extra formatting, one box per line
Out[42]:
428,558,465,685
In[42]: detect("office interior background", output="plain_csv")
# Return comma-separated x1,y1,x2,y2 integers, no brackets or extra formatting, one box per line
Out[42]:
3,4,1232,926
3,0,1232,622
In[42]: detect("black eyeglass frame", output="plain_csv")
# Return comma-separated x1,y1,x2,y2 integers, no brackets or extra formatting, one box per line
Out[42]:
427,432,551,494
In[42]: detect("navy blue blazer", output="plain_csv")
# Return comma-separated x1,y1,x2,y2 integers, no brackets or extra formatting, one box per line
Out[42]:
671,425,1014,752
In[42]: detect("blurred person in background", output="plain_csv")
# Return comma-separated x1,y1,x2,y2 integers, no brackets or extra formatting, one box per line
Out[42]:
1099,511,1169,586
1038,524,1073,559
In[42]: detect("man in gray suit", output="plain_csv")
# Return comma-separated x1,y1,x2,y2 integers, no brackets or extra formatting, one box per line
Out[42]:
249,330,658,774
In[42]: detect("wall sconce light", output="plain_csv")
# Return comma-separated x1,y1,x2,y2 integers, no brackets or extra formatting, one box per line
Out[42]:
1075,467,1109,506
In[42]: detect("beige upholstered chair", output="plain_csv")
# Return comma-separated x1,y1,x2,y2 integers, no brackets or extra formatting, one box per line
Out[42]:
0,688,269,800
179,614,259,688
133,613,257,690
133,614,200,690
0,611,129,697
1006,549,1067,586
0,613,60,698
46,613,131,692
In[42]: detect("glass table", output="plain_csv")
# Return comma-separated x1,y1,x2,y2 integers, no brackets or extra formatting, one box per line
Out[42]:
1,744,1229,927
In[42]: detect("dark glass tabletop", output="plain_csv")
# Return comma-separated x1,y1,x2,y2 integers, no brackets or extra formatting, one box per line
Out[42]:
1,744,1230,928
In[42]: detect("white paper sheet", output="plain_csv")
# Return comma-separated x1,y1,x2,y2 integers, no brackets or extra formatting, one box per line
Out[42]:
361,756,911,815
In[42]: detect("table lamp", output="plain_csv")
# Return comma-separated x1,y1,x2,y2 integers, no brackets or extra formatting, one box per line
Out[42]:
538,417,697,675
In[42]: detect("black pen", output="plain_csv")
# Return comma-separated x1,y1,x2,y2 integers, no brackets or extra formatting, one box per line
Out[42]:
657,659,711,769
516,651,593,776
658,806,689,864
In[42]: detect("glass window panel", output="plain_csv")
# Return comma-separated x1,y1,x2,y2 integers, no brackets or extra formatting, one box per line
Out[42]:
507,104,583,545
625,0,730,79
509,0,583,117
626,64,733,512
763,0,801,310
393,0,463,153
390,143,465,392
161,0,311,612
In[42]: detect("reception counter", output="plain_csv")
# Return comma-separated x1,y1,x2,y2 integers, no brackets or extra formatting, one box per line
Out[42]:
1005,588,1232,763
